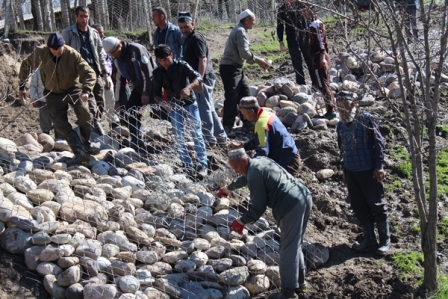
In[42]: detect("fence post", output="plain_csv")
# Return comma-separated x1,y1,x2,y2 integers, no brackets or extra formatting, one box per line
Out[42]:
193,0,200,22
143,0,153,45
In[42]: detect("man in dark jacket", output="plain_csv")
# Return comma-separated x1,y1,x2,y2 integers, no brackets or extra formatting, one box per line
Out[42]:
152,44,208,178
277,0,316,86
178,12,227,147
18,33,97,166
223,149,312,299
102,37,157,148
336,91,390,256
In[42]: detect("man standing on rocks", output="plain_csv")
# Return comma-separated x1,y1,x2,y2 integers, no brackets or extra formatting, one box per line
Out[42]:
225,149,312,299
18,33,97,166
219,9,271,138
62,6,111,136
336,91,390,256
226,96,301,178
178,12,227,148
152,44,208,178
102,36,157,150
277,0,317,86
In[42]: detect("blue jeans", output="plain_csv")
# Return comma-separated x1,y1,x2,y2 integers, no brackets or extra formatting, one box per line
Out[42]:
169,102,208,169
195,76,227,144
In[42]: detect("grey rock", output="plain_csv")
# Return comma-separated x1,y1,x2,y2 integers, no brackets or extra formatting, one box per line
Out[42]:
219,266,249,286
83,284,119,299
80,256,100,276
24,245,45,270
180,281,209,299
140,261,172,276
207,258,233,273
244,275,270,295
175,259,196,272
119,275,140,293
75,239,103,260
57,265,81,286
36,262,63,276
136,250,159,264
143,287,170,299
223,285,250,299
303,242,330,269
107,260,136,276
229,254,246,267
39,244,64,262
153,278,181,298
97,256,112,272
58,256,80,269
265,266,281,287
43,274,66,299
204,288,223,299
102,244,120,258
136,269,156,285
32,231,51,245
65,283,84,299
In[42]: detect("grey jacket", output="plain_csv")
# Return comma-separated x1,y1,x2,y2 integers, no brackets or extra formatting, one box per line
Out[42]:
240,157,311,224
61,24,107,75
220,23,260,67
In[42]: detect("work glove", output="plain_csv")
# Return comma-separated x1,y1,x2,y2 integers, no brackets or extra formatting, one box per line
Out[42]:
104,76,113,90
230,218,244,235
217,186,230,198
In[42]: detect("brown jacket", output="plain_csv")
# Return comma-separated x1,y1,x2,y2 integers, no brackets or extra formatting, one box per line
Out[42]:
19,45,96,94
307,18,329,59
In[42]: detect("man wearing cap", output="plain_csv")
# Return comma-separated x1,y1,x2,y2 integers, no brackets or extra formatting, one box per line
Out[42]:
219,9,271,138
224,149,312,298
152,6,184,59
152,44,208,178
18,33,97,166
335,91,390,256
178,12,227,148
62,6,111,136
102,36,157,149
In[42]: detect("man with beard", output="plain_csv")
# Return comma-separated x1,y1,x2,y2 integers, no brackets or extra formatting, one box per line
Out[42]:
336,91,390,256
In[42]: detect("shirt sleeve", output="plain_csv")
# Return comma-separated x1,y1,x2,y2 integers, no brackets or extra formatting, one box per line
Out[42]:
236,28,259,64
227,176,248,191
152,69,163,99
18,49,40,90
240,168,268,224
135,46,154,96
276,10,285,42
369,117,385,169
29,71,38,100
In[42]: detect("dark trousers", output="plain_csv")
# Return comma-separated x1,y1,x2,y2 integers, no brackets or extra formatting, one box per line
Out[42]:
88,76,105,119
125,88,143,142
287,33,317,86
45,85,91,140
220,64,251,127
284,152,302,177
345,168,388,225
311,54,335,112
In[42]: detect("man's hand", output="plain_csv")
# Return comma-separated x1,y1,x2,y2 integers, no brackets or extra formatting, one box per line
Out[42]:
193,82,204,93
217,186,230,198
141,95,150,106
229,218,244,235
32,99,40,108
257,58,271,71
80,92,89,103
373,168,385,182
228,141,243,150
18,90,27,105
279,41,286,51
180,86,192,99
320,53,327,70
104,75,113,90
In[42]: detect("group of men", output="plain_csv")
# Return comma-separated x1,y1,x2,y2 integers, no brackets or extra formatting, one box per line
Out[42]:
17,4,390,299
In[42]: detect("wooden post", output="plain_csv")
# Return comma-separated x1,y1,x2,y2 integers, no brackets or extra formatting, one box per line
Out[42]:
193,0,200,22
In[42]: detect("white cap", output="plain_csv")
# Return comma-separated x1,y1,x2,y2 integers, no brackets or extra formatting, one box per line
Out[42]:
103,37,120,54
238,9,255,21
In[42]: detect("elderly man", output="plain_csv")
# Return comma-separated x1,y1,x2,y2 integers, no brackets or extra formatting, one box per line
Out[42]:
178,11,227,148
224,149,312,298
62,6,111,135
18,33,97,166
152,44,208,178
336,91,390,256
102,36,157,149
219,9,271,137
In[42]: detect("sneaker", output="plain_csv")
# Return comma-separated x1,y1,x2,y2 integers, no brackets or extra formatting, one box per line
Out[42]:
322,111,337,120
224,126,236,138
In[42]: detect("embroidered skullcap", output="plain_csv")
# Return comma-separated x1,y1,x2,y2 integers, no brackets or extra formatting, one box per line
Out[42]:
238,9,255,21
239,96,259,110
103,37,120,54
228,148,247,160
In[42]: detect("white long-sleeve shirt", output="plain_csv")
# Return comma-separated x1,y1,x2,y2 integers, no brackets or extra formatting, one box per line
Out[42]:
29,69,45,102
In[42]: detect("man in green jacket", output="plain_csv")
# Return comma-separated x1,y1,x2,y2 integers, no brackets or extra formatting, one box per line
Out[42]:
224,149,312,299
18,33,97,166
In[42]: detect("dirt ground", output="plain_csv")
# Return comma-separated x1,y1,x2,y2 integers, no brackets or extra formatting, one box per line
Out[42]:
0,26,446,299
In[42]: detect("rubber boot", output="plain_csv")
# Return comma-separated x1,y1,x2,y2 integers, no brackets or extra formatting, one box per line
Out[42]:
376,221,390,256
92,118,105,136
269,288,298,299
295,269,307,294
65,131,89,167
79,124,100,155
352,222,378,252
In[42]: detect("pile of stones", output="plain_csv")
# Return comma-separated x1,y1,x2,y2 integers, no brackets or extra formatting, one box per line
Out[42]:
0,132,329,299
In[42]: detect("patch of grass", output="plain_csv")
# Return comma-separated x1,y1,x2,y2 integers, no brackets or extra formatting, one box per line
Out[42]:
196,18,220,32
410,223,421,234
385,180,402,193
392,251,424,281
105,29,147,40
438,217,448,237
430,274,448,299
390,146,412,179
436,149,448,196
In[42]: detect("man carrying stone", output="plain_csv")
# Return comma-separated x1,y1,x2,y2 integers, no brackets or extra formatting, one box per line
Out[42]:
62,6,112,136
219,9,271,138
18,33,97,166
224,149,312,298
336,91,390,256
178,11,227,148
152,44,208,178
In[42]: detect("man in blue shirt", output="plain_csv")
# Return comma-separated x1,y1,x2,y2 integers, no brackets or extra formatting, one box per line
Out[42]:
336,91,390,256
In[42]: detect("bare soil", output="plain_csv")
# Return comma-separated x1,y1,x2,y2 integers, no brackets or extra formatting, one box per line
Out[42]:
0,26,446,299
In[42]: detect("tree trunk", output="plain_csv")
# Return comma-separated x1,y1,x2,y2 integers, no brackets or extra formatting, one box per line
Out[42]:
79,0,87,7
15,0,26,30
142,0,152,44
4,0,16,38
49,0,56,31
32,0,44,31
166,0,172,20
40,0,52,31
61,0,72,28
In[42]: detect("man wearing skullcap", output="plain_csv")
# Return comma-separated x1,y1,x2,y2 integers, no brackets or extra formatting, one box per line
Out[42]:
18,33,97,166
224,149,312,298
219,9,271,138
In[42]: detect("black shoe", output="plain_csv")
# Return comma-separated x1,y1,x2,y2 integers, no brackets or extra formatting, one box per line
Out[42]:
66,131,90,166
376,221,390,256
92,119,105,136
352,222,378,252
84,143,100,155
322,111,337,120
224,126,236,138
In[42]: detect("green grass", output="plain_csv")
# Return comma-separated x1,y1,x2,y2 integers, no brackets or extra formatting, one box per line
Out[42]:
438,217,448,237
392,251,424,281
105,29,147,40
436,149,448,196
410,223,421,234
385,180,402,193
390,146,412,179
430,274,448,299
